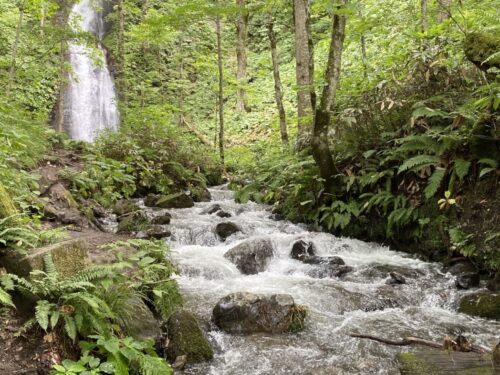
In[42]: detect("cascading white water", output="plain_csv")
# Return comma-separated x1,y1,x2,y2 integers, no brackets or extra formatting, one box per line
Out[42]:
131,187,499,374
64,0,119,142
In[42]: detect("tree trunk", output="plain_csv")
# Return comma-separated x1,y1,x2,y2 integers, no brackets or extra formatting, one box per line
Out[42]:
436,0,451,23
311,1,347,195
421,0,428,32
216,16,225,165
235,0,249,112
117,0,126,96
7,0,26,96
293,0,314,150
267,15,288,145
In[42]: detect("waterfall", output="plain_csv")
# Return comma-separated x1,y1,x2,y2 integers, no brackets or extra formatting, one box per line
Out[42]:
64,0,119,142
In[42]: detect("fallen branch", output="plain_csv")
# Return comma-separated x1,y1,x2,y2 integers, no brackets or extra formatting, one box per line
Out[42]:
180,116,213,147
349,333,492,354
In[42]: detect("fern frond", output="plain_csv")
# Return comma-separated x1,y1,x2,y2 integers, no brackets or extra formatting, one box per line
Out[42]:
35,300,53,331
398,155,440,174
138,354,173,375
453,159,471,180
0,287,14,307
424,168,446,199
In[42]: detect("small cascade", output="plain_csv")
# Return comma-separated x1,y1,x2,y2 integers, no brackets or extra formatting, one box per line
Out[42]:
64,0,119,142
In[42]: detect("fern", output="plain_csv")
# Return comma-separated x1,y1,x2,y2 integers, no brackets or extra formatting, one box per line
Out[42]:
398,155,440,173
0,287,14,307
35,300,53,331
424,168,446,199
453,159,471,180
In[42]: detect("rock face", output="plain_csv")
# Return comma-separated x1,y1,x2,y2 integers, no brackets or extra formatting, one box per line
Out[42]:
212,292,307,334
290,240,316,260
165,309,214,364
447,262,480,289
215,222,241,240
1,239,88,278
112,200,140,216
224,238,274,274
458,292,500,320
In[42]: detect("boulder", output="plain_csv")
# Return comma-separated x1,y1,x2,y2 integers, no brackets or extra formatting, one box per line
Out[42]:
155,193,194,209
146,225,171,239
165,309,213,364
386,272,406,285
464,32,500,71
1,239,88,278
144,194,160,207
307,264,353,279
224,238,274,275
290,240,316,260
447,262,480,289
458,292,500,320
117,210,149,234
487,272,500,292
151,213,172,225
216,210,231,218
215,222,241,240
194,188,211,203
201,204,221,215
122,295,159,341
301,255,344,266
212,292,307,334
37,165,59,195
112,200,140,216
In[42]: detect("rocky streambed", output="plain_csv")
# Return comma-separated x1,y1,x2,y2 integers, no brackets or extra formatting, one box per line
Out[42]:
109,185,499,374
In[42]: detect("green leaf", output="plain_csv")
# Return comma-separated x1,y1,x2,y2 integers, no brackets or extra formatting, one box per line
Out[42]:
424,168,445,199
453,159,471,180
398,155,440,174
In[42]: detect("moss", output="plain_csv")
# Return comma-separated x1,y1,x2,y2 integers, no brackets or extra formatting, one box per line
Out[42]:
458,292,500,320
155,193,194,209
464,32,500,71
166,309,213,363
117,210,149,233
399,352,439,375
152,280,183,320
0,182,17,219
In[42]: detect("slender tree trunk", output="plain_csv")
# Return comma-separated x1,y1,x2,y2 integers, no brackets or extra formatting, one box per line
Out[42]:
421,0,428,32
7,0,26,96
235,0,249,112
358,8,368,78
55,37,67,133
293,0,314,150
117,0,126,96
311,1,347,195
436,0,451,23
216,16,225,165
267,15,288,145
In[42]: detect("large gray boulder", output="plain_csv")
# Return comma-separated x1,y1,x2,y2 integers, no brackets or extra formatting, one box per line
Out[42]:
224,238,274,274
215,222,241,240
212,292,307,334
447,262,480,289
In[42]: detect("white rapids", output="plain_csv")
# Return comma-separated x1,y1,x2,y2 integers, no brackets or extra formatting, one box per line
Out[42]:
143,185,498,374
64,0,119,142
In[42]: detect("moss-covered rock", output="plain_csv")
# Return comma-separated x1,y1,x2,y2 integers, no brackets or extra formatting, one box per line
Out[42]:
0,182,17,219
165,309,213,364
464,32,500,71
155,193,194,209
458,292,500,320
112,199,140,216
1,239,88,278
117,210,149,233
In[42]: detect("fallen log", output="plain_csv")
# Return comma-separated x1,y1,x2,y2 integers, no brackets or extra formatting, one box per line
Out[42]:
349,332,492,354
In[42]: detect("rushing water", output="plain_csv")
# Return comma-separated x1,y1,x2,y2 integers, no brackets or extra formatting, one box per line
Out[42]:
139,186,499,374
64,0,119,142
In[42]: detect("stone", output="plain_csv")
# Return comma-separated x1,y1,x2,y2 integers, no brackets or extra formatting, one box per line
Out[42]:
172,355,187,371
112,200,140,216
152,213,172,225
224,238,274,275
117,210,149,234
197,189,212,203
201,204,221,215
307,264,353,279
146,226,171,239
458,292,500,320
165,309,213,364
290,240,316,260
447,262,480,290
216,210,231,218
37,165,59,195
212,292,307,334
1,239,88,278
300,255,344,266
155,193,194,209
487,272,500,292
215,222,241,240
144,194,160,207
122,295,159,341
386,272,406,285
464,32,500,71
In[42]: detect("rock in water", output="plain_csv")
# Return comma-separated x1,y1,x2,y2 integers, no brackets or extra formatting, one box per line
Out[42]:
146,225,171,239
117,210,149,234
215,222,241,240
487,272,500,292
165,309,213,364
112,199,140,216
152,213,172,225
307,264,353,279
216,210,232,218
458,292,500,320
447,262,480,289
224,238,274,274
290,240,316,260
386,272,406,285
212,292,307,334
202,204,221,215
155,193,194,209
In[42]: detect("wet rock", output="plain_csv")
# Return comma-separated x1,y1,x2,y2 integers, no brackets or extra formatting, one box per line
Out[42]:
307,264,353,279
458,292,500,320
487,272,500,292
144,194,160,207
215,222,241,240
212,292,307,334
386,271,406,285
152,213,172,225
172,355,187,371
146,225,171,239
269,214,284,221
117,210,149,234
112,199,140,216
165,309,213,363
202,204,221,215
290,240,316,260
359,264,424,280
224,238,274,275
301,255,345,266
155,193,194,209
198,189,212,202
216,210,231,218
123,295,159,341
447,262,480,289
82,199,106,218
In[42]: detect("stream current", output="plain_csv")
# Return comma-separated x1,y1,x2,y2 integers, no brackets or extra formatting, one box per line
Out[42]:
142,185,499,374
